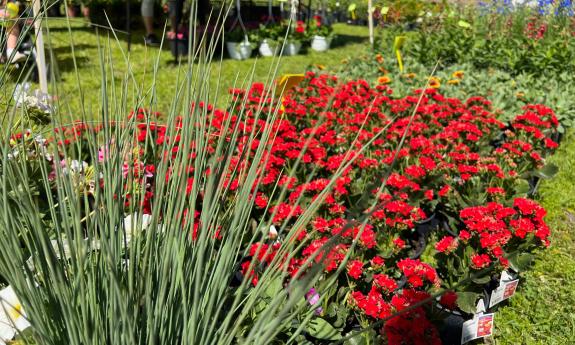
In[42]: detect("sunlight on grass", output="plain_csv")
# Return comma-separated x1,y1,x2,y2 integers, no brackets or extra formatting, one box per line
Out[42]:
495,130,575,344
5,22,370,118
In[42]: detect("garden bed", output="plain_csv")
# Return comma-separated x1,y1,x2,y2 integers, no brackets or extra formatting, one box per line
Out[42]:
1,71,562,344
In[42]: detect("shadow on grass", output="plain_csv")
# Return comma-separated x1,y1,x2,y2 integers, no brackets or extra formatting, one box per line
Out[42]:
52,56,91,75
330,34,369,49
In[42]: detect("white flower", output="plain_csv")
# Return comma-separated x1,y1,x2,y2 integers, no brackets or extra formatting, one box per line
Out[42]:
13,83,31,107
69,160,88,174
13,83,53,114
269,225,278,239
7,149,19,160
123,213,153,244
0,286,30,344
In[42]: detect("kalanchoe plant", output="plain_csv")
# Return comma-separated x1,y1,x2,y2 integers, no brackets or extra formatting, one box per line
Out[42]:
252,22,284,45
307,15,334,39
277,20,308,45
0,57,561,345
226,26,251,43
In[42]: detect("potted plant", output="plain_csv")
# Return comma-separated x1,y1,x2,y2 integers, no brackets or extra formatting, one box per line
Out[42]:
279,20,307,56
308,16,334,52
225,28,253,61
255,23,281,57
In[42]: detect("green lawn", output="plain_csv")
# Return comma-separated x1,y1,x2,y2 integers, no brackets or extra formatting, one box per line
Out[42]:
495,131,575,344
3,21,370,119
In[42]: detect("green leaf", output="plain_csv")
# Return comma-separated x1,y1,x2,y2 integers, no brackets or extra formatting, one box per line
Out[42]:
456,291,480,314
534,163,559,179
345,329,377,345
264,276,283,298
306,318,343,340
457,20,472,29
509,253,535,272
471,274,492,285
514,179,531,195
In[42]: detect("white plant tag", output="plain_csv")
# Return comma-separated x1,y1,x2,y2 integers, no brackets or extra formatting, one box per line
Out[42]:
269,225,278,239
461,313,495,344
499,270,516,285
476,298,486,315
489,279,519,308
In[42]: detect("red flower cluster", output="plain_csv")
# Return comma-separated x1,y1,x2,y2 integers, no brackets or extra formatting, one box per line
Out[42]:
47,72,559,344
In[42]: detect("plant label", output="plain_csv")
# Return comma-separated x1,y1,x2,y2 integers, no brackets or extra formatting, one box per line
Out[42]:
489,279,519,308
461,313,495,344
499,270,516,285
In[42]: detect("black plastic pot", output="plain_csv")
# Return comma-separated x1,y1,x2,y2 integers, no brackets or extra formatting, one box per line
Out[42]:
481,275,501,310
439,218,459,237
551,131,563,145
528,176,540,197
438,312,466,345
408,234,427,260
396,275,408,290
416,213,439,236
408,213,439,259
404,22,420,31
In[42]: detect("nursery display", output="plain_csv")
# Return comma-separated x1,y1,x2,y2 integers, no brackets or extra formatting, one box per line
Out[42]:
0,70,561,344
2,0,575,343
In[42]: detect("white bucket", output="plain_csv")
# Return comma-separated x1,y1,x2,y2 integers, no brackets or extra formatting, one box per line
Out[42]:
259,39,278,57
282,42,302,56
226,41,252,60
311,36,332,52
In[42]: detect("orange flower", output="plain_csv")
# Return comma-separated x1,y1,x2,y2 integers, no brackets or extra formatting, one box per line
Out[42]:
447,79,460,85
378,76,392,84
452,70,464,79
428,76,441,89
375,53,384,64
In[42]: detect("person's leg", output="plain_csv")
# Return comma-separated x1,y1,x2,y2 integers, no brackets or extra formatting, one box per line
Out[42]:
6,22,26,63
141,0,159,45
66,3,76,17
81,3,90,21
141,0,154,35
167,0,184,39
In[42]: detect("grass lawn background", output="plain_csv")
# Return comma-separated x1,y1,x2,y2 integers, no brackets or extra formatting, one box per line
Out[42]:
2,21,371,121
3,20,575,344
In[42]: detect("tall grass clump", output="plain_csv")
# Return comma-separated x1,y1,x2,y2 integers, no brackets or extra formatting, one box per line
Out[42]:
0,2,416,344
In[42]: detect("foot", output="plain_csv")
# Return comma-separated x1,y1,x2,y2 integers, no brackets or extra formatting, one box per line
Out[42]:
8,51,27,64
144,33,161,46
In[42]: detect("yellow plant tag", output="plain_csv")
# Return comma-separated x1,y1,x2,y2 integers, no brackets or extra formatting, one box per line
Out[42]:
394,36,406,73
275,74,305,97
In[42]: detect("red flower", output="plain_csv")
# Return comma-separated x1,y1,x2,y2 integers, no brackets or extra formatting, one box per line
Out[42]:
439,290,458,310
471,254,492,269
347,260,364,279
435,236,458,254
373,274,397,293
